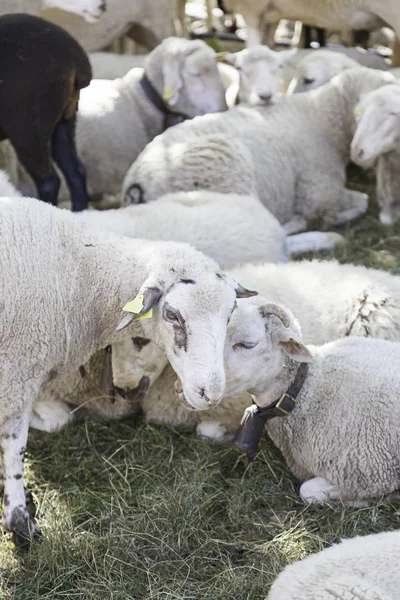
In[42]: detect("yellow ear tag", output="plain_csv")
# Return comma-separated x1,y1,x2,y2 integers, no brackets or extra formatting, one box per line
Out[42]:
122,295,153,320
163,84,174,101
354,107,364,117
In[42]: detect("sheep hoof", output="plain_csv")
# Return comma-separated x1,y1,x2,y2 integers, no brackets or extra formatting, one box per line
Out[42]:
7,508,42,548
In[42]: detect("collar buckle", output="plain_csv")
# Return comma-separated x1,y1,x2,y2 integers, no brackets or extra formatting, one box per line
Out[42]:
275,393,296,415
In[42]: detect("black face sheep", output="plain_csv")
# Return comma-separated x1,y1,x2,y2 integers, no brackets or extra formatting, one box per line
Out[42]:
0,13,91,211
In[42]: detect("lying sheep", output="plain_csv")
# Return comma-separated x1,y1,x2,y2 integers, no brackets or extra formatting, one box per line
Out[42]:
224,297,400,506
32,259,400,443
221,45,297,106
350,84,400,224
73,191,344,267
0,14,91,210
0,196,252,546
73,38,227,201
266,530,400,600
286,50,359,94
123,68,396,228
0,169,21,198
0,0,106,22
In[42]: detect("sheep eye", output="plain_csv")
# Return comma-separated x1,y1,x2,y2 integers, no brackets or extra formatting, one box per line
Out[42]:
233,342,258,350
303,77,315,85
165,309,180,323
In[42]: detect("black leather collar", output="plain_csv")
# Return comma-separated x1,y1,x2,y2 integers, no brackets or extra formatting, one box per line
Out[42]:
139,73,189,130
234,362,309,461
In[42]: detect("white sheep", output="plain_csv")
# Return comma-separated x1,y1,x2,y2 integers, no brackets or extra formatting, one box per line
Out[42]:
222,0,399,60
39,0,179,52
350,84,400,224
0,0,105,22
0,196,252,546
286,50,359,94
73,191,344,267
223,296,400,506
221,45,297,106
0,169,21,197
33,258,400,444
266,530,400,600
73,37,227,201
122,68,396,228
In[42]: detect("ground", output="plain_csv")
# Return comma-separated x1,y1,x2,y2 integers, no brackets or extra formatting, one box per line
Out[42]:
1,167,400,599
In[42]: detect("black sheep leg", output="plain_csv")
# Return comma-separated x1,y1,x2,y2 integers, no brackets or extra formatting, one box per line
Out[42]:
51,118,89,212
13,140,60,206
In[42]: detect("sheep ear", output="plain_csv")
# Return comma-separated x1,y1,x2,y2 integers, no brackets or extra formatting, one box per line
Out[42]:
218,273,258,298
276,48,297,65
116,278,163,332
216,51,239,66
279,339,313,362
162,48,184,106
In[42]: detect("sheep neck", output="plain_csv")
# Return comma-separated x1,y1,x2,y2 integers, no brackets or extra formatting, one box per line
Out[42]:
255,356,303,410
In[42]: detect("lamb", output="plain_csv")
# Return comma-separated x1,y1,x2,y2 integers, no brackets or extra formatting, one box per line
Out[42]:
0,169,21,198
72,37,227,201
40,0,180,52
350,84,400,224
285,50,359,94
122,68,396,228
0,0,106,22
266,531,400,600
223,296,400,506
72,191,344,267
221,45,297,106
0,196,253,546
32,258,400,443
0,14,91,211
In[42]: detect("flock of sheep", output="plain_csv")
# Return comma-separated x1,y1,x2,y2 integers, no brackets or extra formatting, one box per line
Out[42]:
1,0,400,597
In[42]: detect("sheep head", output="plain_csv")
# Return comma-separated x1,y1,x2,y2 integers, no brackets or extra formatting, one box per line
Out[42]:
44,0,106,22
117,242,256,411
223,296,312,399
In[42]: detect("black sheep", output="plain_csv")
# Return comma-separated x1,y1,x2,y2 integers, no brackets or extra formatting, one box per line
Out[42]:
0,13,92,211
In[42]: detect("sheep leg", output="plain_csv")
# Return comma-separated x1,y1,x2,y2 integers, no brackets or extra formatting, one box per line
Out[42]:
286,232,344,255
283,216,308,234
300,477,369,508
1,411,41,547
11,139,60,206
51,118,89,213
334,189,369,225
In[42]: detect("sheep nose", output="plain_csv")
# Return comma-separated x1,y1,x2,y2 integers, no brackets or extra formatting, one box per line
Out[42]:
199,388,222,406
258,93,272,103
356,148,364,160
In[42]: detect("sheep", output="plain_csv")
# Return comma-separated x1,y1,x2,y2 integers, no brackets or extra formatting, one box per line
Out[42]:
39,0,180,52
221,0,399,62
0,14,91,211
286,50,359,94
266,530,400,600
223,295,400,506
0,169,22,198
32,258,400,444
72,37,227,201
73,191,344,267
0,196,254,546
221,45,297,106
0,0,106,22
122,68,396,228
350,84,400,224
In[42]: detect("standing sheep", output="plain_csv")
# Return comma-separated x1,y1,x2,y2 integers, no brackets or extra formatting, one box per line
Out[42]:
72,37,227,201
266,531,400,600
0,0,106,22
0,14,91,210
0,196,253,546
122,68,395,228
